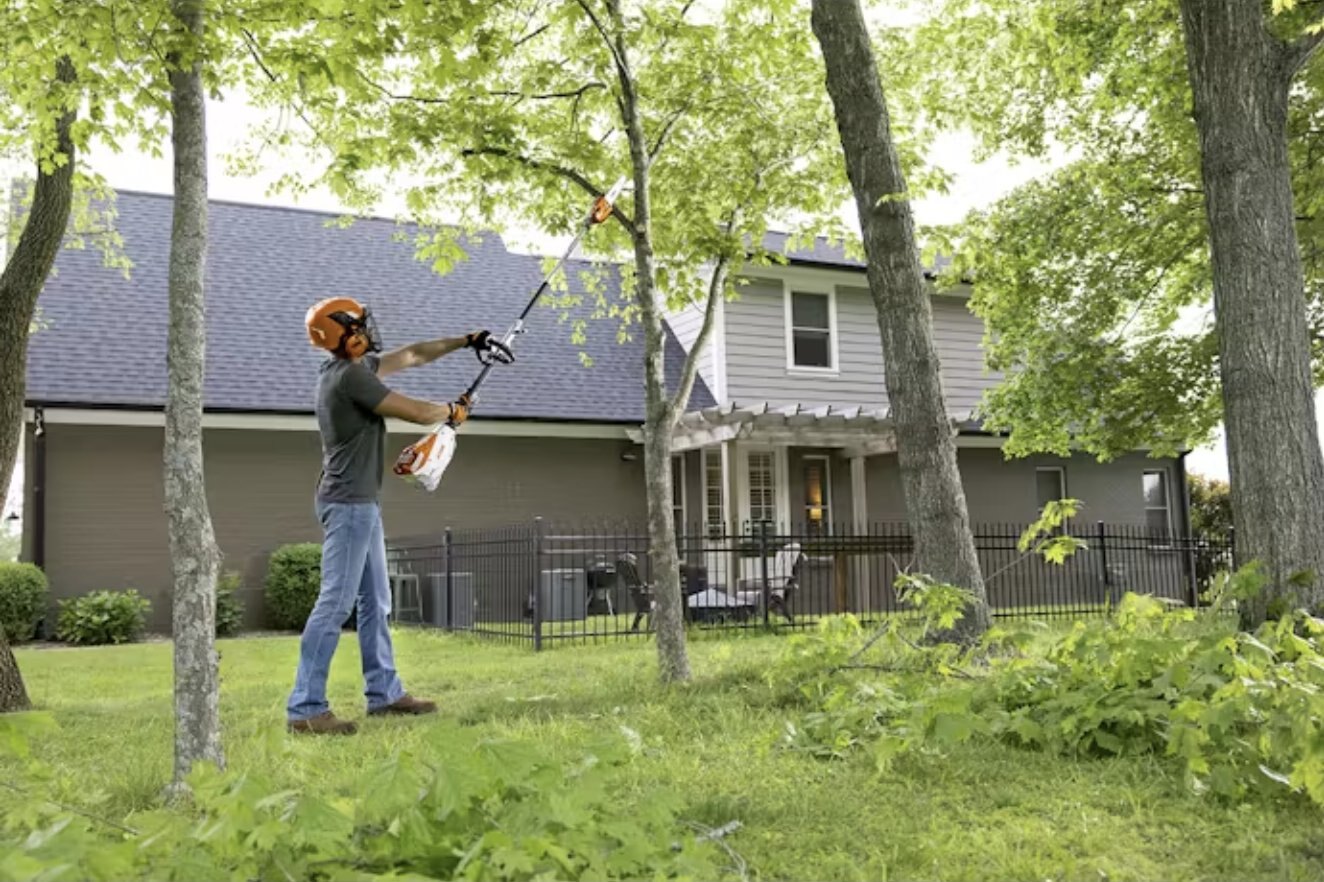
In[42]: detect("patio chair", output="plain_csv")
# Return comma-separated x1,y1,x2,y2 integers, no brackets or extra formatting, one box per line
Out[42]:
615,552,654,632
736,542,802,623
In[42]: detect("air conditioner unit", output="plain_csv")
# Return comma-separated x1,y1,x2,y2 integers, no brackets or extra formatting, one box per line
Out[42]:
427,572,475,629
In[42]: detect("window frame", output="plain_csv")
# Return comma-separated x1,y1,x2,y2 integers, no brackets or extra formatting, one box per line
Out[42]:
1143,468,1174,544
671,454,687,539
1035,466,1067,534
784,285,839,375
701,447,725,539
802,454,833,534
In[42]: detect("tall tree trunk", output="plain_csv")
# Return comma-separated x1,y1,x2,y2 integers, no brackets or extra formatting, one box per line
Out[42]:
1178,1,1324,628
810,0,990,641
0,625,30,713
166,0,224,790
607,0,690,683
0,57,77,714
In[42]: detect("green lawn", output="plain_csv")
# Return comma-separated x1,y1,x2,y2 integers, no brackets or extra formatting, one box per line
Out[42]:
7,628,1324,881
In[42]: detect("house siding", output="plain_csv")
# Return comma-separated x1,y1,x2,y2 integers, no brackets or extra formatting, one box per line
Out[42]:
26,423,646,634
856,448,1189,612
722,276,999,416
664,301,717,400
865,448,1180,527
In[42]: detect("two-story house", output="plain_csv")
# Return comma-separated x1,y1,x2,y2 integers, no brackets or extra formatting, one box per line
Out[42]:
17,190,1191,630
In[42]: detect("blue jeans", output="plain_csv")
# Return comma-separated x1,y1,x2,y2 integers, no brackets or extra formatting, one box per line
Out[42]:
287,499,406,721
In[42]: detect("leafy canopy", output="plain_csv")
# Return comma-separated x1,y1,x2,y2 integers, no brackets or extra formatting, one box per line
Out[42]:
893,0,1324,460
233,0,869,344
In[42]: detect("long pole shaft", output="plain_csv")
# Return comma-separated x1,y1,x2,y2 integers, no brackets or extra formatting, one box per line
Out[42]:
462,178,627,403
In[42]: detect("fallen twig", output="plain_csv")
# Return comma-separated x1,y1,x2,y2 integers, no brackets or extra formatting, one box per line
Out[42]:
683,820,749,882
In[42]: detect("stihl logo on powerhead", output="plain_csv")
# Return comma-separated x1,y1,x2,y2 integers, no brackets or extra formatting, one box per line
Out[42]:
393,177,628,492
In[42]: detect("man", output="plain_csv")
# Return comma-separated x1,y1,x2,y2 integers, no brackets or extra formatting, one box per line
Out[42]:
288,295,507,735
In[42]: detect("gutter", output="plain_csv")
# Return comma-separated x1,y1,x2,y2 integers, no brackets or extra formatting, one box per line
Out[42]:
31,406,45,571
23,399,648,428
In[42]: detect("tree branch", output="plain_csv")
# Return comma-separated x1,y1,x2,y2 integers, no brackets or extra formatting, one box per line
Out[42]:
648,102,690,163
574,0,628,80
492,82,607,101
459,145,637,235
667,208,742,425
358,71,605,105
1283,15,1324,78
241,28,331,146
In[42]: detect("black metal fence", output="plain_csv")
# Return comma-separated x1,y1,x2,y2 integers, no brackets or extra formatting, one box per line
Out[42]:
383,520,1236,650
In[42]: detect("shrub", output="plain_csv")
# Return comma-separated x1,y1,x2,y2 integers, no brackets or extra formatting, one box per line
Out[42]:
265,543,322,629
0,562,48,642
0,719,722,881
215,570,244,637
55,589,151,645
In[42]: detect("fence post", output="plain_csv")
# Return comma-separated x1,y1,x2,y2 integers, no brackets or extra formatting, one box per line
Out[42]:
444,526,454,630
1184,528,1199,610
1097,521,1113,608
759,520,771,628
1228,525,1237,570
533,517,544,652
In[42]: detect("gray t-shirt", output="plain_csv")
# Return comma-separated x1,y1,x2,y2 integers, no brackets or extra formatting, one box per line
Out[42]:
315,354,391,503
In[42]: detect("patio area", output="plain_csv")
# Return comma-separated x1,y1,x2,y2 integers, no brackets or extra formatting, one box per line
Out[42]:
384,520,1234,649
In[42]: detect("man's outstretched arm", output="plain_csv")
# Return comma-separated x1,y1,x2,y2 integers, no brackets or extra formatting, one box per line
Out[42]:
377,335,472,377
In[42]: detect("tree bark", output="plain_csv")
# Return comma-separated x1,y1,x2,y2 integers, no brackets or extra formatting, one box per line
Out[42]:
810,0,990,641
606,0,690,683
0,625,31,713
166,0,224,789
0,57,77,714
1178,1,1324,628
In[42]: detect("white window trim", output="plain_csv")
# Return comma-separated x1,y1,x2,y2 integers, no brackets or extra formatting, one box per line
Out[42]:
672,453,688,533
1143,468,1174,541
701,447,724,536
802,453,834,531
1032,463,1064,505
1035,466,1066,512
783,283,839,375
736,444,791,531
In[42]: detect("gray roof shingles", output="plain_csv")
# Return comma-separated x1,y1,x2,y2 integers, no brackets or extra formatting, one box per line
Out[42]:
24,190,714,423
758,230,954,276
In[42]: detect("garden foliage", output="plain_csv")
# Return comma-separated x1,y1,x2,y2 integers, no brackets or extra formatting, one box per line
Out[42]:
264,543,322,630
0,716,720,881
0,563,47,642
774,538,1324,809
214,570,243,638
54,589,150,645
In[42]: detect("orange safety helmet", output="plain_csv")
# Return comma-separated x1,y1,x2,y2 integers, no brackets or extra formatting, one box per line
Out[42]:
305,296,382,358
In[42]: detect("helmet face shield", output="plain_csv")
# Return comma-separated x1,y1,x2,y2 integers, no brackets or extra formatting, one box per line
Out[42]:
326,306,382,357
359,307,383,353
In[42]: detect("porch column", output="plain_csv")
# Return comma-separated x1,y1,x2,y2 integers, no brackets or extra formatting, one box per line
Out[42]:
850,455,868,613
723,439,741,594
850,455,867,527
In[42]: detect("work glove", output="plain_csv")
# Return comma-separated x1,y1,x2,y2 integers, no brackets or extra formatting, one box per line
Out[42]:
465,330,514,365
448,392,473,426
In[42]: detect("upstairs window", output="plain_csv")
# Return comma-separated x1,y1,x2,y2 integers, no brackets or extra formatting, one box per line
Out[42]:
789,290,834,370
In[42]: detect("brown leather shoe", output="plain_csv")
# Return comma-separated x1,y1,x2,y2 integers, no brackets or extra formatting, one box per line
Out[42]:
288,711,358,735
368,694,437,716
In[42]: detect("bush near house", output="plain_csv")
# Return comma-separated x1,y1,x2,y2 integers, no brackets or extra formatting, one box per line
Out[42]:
215,570,244,637
55,589,151,645
0,562,48,642
265,543,323,630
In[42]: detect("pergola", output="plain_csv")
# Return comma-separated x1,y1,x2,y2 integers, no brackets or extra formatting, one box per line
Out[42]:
626,401,983,458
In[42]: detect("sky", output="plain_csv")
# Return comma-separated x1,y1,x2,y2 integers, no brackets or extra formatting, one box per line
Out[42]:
3,59,1283,522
